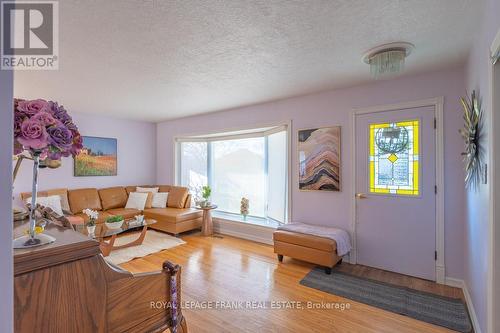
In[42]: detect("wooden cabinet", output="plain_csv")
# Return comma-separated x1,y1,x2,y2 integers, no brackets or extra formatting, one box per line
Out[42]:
14,222,187,333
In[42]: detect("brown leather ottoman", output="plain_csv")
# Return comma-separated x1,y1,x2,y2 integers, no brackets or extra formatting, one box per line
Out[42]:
273,230,342,274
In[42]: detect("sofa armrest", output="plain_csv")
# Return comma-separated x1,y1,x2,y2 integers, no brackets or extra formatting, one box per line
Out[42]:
184,194,192,208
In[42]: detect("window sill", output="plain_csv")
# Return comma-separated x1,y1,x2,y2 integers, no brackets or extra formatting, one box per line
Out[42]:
212,211,279,229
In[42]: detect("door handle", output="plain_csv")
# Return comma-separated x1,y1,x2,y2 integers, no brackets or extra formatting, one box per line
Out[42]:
356,193,367,199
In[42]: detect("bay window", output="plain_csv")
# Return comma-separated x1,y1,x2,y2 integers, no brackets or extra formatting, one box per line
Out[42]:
176,125,289,224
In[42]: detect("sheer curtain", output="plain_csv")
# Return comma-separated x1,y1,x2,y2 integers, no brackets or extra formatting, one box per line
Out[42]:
212,138,266,217
267,131,287,222
179,142,207,199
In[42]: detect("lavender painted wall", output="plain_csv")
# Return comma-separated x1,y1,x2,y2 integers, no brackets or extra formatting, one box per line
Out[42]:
157,67,466,280
465,0,500,331
0,63,14,331
13,112,157,206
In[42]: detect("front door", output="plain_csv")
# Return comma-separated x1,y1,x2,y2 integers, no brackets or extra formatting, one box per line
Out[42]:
355,106,436,280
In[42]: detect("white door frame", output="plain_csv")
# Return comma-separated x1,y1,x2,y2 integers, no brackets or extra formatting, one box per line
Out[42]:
487,27,500,333
350,97,445,283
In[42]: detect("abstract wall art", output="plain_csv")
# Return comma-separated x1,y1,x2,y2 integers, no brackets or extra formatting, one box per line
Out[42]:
298,126,341,191
74,136,117,176
459,90,486,190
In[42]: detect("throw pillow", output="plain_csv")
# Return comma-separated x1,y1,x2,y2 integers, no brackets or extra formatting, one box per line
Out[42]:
26,195,63,216
136,186,159,193
151,192,169,208
167,186,189,208
125,192,149,210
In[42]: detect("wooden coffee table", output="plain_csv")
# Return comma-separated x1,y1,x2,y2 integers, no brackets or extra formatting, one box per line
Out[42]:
75,219,157,256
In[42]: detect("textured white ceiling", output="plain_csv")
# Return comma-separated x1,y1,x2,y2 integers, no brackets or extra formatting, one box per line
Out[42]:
14,0,482,122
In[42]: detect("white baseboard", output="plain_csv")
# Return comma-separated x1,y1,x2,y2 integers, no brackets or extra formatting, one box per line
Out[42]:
445,277,482,333
444,277,464,288
213,218,275,245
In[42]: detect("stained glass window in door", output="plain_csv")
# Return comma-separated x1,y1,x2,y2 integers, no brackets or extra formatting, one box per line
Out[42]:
369,120,419,195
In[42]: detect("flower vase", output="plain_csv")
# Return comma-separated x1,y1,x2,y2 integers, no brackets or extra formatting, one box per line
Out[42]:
13,151,56,249
242,214,247,221
87,225,96,234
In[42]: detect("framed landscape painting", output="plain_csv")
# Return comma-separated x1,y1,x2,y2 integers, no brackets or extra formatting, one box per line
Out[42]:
298,126,341,191
74,136,117,176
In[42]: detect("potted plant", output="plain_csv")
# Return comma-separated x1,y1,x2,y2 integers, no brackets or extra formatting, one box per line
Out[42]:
240,197,249,221
83,208,99,234
105,215,124,229
201,185,212,208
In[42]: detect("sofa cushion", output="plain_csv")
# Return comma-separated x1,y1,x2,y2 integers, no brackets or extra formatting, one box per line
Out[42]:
143,208,202,223
157,185,171,193
184,194,192,208
144,192,154,208
20,191,47,202
75,211,113,224
125,186,137,195
167,186,189,208
68,188,102,214
273,230,336,252
106,208,142,220
99,187,128,210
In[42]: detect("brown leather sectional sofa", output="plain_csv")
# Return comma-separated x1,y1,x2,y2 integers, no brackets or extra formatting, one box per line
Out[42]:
21,185,203,235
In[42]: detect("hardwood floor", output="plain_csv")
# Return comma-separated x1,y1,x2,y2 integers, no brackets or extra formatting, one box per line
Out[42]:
120,231,464,333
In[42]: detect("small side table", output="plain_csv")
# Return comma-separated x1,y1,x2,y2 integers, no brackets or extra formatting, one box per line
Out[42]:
197,205,217,236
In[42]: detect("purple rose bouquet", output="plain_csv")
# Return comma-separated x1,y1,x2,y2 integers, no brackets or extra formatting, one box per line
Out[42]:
13,98,82,248
14,98,82,159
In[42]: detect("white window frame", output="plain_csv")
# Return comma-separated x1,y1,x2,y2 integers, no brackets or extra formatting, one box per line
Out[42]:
173,122,292,223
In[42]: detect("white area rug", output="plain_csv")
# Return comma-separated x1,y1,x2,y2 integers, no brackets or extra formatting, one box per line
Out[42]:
105,230,186,265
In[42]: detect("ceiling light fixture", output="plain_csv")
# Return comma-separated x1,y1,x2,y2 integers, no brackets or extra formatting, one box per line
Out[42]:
362,42,414,79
